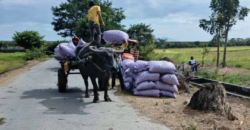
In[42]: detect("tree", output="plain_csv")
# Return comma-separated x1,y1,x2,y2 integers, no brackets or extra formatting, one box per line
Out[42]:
51,0,125,41
200,11,225,67
209,0,249,67
127,23,155,60
13,31,45,49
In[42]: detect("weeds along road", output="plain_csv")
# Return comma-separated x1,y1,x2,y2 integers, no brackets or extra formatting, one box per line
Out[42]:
0,59,170,130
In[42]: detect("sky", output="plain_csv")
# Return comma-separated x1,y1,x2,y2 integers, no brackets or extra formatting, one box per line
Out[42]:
0,0,250,41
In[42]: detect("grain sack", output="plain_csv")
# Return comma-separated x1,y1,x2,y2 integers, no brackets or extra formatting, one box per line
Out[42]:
136,81,156,91
76,38,86,48
161,74,179,85
121,59,134,69
148,61,177,74
124,82,131,89
53,55,65,61
135,71,160,84
103,30,129,43
155,81,179,93
133,89,160,97
131,60,149,73
58,44,76,57
124,76,132,83
160,91,176,98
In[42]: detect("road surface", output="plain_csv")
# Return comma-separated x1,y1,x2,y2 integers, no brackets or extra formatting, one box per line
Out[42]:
0,59,170,130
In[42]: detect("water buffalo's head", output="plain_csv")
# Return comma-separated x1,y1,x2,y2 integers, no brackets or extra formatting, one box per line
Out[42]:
89,46,124,70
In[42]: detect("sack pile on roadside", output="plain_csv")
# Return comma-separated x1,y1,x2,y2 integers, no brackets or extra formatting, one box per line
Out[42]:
53,39,86,61
121,59,179,98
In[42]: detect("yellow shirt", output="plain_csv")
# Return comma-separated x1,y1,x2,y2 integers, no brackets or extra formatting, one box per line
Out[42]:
88,6,101,25
113,43,128,50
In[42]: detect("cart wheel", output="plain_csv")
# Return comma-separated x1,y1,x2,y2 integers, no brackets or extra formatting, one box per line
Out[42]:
58,68,68,93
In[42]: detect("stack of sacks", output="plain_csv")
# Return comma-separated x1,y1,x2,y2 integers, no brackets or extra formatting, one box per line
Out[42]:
148,61,179,98
121,59,134,89
53,39,86,61
131,60,179,98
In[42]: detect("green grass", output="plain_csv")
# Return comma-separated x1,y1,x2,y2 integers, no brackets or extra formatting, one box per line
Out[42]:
196,69,250,86
0,52,26,74
152,46,250,70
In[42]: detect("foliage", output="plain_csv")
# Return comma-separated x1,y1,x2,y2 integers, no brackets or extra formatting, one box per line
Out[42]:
24,48,45,61
12,31,45,49
45,40,68,52
127,23,155,60
208,0,249,67
154,37,250,49
51,0,125,41
0,52,26,74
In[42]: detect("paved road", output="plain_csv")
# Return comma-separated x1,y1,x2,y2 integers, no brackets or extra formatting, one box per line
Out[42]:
0,59,170,130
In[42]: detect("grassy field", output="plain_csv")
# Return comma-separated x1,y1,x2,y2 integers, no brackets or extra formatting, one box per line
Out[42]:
0,52,26,74
153,46,250,70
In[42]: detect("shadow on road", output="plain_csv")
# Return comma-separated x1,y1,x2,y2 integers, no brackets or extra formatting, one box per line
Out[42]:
21,87,94,115
47,67,60,72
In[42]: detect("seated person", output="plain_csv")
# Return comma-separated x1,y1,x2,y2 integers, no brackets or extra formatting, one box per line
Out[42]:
189,56,200,73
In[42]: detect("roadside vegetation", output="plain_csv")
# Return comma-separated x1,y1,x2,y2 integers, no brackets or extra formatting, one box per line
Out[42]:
153,46,250,70
0,52,26,74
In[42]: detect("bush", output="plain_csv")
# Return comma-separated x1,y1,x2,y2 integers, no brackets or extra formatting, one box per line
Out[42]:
24,48,45,60
13,31,45,49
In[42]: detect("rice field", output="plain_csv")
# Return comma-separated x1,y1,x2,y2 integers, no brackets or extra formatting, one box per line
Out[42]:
0,52,26,74
152,46,250,70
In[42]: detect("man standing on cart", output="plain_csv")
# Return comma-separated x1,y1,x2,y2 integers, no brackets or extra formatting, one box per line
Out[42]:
88,1,105,43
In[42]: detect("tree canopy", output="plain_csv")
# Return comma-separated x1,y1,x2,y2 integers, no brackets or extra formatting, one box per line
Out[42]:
51,0,125,41
127,23,155,60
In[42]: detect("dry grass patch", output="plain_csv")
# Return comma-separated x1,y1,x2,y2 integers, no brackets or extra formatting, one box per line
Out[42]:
117,86,250,130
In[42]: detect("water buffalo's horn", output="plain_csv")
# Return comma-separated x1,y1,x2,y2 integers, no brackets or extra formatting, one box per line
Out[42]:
89,46,105,53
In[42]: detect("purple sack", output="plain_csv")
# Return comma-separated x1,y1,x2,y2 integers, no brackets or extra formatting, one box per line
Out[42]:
155,81,179,93
131,60,149,73
148,61,177,74
124,76,132,83
136,81,156,91
132,80,137,87
124,68,132,76
67,40,76,49
135,71,160,84
160,91,176,98
124,82,131,89
58,44,76,57
132,73,137,80
161,74,179,85
54,43,68,54
133,89,160,97
53,55,65,61
76,38,86,48
122,59,134,69
103,30,129,43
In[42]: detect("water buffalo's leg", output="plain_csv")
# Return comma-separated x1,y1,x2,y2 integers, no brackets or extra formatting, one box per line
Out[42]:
90,77,99,103
83,76,89,98
79,66,89,98
104,76,112,102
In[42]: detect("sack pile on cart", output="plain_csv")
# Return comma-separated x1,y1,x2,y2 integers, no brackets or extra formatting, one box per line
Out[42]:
121,59,179,98
53,39,86,61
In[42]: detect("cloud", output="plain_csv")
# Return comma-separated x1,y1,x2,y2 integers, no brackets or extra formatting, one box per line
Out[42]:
0,0,250,41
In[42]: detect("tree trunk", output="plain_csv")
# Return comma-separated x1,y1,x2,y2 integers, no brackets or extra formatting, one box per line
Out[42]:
222,24,229,68
217,39,220,67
